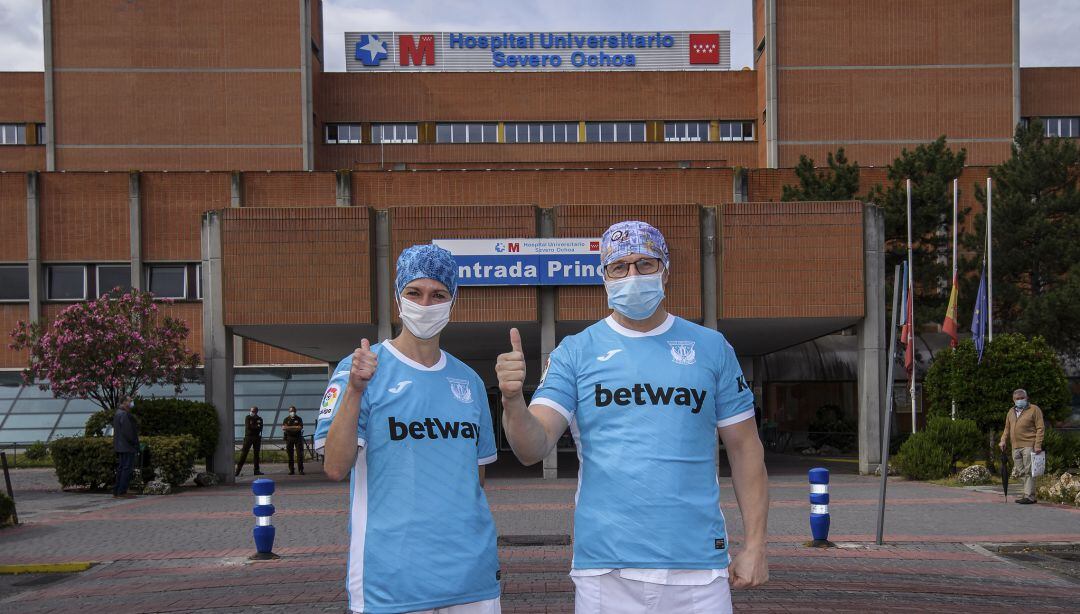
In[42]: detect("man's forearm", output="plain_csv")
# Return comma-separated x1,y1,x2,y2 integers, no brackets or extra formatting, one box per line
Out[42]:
501,395,554,465
728,439,769,548
324,385,363,480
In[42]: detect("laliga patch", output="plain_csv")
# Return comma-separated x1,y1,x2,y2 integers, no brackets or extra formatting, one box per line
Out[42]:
538,357,551,386
320,384,340,416
714,538,726,550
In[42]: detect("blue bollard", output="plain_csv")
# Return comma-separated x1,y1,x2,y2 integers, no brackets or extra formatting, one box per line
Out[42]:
808,467,834,547
251,478,280,560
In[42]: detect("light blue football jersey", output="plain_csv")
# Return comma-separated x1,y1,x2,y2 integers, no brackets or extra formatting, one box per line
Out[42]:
315,341,500,614
532,314,754,570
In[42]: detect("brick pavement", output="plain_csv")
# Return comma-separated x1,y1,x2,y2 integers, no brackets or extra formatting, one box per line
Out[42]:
1,458,1077,612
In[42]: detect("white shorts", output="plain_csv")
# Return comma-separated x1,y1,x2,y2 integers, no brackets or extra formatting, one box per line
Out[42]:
404,597,501,614
572,573,731,614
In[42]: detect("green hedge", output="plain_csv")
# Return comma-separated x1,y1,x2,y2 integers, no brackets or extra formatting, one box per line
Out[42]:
50,435,198,490
85,398,218,462
1044,426,1080,474
0,491,15,527
25,441,49,461
924,416,983,473
896,431,951,480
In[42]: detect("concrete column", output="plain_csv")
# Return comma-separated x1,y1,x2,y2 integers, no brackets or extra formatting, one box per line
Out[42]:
700,207,717,330
202,211,236,483
128,172,142,290
230,172,243,208
42,0,56,171
857,205,886,475
538,208,558,479
765,0,779,168
374,210,393,342
1011,0,1021,131
715,205,725,320
299,0,314,171
233,336,245,367
336,170,351,207
26,172,41,322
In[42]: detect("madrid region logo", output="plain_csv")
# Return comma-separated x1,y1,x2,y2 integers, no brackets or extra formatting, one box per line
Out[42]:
356,34,388,66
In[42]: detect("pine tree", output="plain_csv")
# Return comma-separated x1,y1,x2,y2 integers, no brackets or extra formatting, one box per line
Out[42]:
966,120,1080,355
781,148,861,201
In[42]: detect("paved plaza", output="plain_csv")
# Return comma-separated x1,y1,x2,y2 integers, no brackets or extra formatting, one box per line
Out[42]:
1,454,1077,612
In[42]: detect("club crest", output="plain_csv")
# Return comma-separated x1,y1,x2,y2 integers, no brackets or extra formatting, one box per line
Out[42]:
447,377,473,403
668,341,696,365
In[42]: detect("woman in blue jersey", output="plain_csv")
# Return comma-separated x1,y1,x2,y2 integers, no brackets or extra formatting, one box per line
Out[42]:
317,244,501,614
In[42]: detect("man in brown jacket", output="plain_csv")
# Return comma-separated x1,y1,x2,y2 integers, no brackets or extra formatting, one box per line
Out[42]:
999,389,1045,504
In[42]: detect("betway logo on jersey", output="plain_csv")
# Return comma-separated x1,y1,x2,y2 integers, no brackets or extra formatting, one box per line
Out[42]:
594,383,707,414
389,416,479,441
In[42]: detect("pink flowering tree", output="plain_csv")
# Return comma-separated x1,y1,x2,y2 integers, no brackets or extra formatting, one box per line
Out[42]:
9,289,200,412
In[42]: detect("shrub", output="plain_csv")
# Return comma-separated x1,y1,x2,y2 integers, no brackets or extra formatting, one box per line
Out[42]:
807,404,856,451
86,398,218,463
142,435,198,487
50,437,115,490
896,431,951,480
925,416,983,473
24,441,49,461
0,491,15,527
1043,426,1080,475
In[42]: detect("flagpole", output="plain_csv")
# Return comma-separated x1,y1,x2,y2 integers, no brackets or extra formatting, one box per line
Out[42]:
951,178,958,420
987,177,993,342
907,179,917,433
876,263,904,545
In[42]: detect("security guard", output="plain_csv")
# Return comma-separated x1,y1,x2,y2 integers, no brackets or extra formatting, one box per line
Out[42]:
282,405,305,475
235,406,264,477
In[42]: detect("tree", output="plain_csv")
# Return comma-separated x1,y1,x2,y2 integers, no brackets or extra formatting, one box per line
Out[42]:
781,148,861,202
966,120,1080,355
868,136,968,326
9,289,199,412
923,333,1071,468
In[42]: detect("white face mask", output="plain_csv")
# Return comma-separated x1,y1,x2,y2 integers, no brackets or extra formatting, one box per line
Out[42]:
398,296,453,340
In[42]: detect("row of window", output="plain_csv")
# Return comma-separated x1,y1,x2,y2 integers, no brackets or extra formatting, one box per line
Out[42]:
325,121,755,145
1044,117,1080,138
0,124,47,145
0,263,201,302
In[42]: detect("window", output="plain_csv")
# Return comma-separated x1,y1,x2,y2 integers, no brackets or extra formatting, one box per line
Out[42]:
584,122,646,143
147,265,188,299
325,124,361,144
1044,117,1080,138
46,265,87,301
95,264,131,298
36,124,46,145
371,124,418,144
719,120,755,142
664,121,710,142
435,123,498,144
0,265,29,301
0,124,26,145
504,122,579,144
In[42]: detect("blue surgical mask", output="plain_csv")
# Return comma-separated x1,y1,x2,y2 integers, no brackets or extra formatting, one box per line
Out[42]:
1015,399,1029,410
605,272,665,320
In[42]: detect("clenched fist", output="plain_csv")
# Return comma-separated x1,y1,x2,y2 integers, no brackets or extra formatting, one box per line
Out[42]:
496,328,526,400
349,338,378,394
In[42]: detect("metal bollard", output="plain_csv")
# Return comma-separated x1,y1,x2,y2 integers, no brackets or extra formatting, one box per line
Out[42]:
250,478,280,560
807,467,834,547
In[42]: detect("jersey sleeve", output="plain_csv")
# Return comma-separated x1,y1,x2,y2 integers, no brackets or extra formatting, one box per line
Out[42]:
477,377,498,465
314,355,368,452
531,341,577,422
714,338,755,428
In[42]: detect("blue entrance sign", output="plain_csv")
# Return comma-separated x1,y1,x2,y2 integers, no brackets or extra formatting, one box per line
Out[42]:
432,238,602,286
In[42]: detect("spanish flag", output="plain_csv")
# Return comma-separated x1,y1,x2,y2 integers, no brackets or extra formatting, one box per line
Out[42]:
943,273,959,348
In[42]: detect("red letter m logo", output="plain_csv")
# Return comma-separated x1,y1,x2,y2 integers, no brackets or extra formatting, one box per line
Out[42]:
507,243,521,253
399,35,435,66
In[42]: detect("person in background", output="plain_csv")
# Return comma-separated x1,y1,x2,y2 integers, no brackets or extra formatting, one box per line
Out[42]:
235,406,264,477
113,397,139,499
999,388,1045,504
282,405,305,475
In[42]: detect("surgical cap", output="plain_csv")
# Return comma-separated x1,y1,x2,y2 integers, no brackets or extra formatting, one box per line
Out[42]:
599,221,670,268
395,244,458,296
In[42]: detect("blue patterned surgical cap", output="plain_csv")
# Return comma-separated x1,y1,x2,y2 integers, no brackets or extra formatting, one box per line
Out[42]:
395,244,458,296
599,221,670,268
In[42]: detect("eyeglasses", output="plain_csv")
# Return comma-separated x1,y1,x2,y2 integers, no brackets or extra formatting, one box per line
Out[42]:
604,257,662,279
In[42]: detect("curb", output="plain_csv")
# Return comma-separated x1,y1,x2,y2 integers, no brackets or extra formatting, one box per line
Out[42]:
0,561,95,574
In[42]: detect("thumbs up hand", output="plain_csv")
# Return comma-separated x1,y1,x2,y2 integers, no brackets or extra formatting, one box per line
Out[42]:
349,338,378,394
496,328,527,400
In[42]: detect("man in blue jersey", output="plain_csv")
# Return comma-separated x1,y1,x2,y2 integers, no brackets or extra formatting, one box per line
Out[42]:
496,221,769,613
317,244,501,614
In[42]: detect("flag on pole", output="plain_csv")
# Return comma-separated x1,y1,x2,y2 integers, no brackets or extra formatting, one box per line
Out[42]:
899,261,914,378
943,272,959,348
971,264,988,363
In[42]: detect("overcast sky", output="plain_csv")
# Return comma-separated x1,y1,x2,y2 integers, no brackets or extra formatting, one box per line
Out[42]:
1,0,1077,71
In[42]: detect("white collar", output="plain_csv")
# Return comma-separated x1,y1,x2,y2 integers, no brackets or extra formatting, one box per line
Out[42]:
604,313,675,337
382,340,447,371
